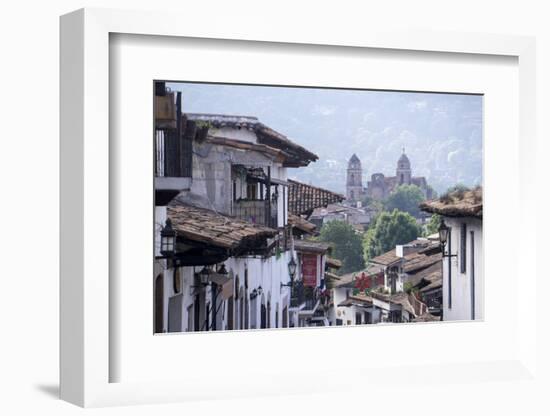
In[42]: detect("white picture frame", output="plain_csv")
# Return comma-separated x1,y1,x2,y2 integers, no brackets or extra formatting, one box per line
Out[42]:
60,8,538,408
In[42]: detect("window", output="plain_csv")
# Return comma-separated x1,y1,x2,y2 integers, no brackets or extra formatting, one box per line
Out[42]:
246,182,257,199
460,223,467,273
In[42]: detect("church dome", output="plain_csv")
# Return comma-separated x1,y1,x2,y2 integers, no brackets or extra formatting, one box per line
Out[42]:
397,152,410,170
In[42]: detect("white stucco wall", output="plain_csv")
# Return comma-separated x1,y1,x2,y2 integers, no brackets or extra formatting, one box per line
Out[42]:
441,217,483,321
328,287,381,326
155,127,311,332
160,249,296,333
154,206,167,258
210,126,258,143
188,128,289,228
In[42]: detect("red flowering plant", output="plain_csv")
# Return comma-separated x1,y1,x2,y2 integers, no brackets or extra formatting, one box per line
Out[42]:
353,272,372,295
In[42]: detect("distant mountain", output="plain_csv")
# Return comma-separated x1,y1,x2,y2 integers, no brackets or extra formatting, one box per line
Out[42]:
168,82,483,195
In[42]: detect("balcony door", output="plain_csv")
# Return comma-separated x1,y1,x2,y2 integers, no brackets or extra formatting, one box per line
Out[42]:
282,306,288,328
194,294,200,331
154,274,164,333
227,296,234,330
260,303,267,329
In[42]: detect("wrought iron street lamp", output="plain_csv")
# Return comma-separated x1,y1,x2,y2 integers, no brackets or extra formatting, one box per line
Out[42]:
197,266,210,286
438,221,449,248
281,257,297,288
288,257,297,281
438,221,456,258
160,219,176,257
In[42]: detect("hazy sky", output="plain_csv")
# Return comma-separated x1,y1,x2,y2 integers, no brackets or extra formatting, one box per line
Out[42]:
167,82,483,193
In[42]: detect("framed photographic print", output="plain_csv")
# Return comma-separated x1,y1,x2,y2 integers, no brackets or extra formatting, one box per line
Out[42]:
152,80,482,335
60,7,537,408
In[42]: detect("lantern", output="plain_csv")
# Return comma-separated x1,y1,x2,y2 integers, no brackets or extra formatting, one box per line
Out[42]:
198,266,210,286
438,221,450,246
287,257,297,283
160,219,176,257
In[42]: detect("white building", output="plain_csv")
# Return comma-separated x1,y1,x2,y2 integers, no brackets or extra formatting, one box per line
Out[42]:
310,203,372,232
325,239,439,325
153,84,343,333
420,187,483,321
327,266,384,326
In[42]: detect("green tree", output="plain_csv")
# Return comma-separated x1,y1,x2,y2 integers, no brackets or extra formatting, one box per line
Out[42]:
319,220,365,275
363,209,422,262
361,195,385,215
384,184,425,218
424,213,442,237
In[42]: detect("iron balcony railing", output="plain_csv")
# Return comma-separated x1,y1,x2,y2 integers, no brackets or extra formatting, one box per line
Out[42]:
290,283,319,310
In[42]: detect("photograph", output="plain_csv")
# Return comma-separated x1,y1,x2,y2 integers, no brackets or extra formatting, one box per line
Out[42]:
153,81,483,333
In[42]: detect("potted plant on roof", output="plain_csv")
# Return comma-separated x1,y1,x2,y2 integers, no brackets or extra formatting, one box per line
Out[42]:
195,120,212,141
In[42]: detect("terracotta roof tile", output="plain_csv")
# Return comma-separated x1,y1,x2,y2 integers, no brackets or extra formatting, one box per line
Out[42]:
420,187,483,218
288,179,345,216
370,250,401,267
294,239,332,254
403,252,442,274
167,202,277,251
186,113,318,167
288,214,317,235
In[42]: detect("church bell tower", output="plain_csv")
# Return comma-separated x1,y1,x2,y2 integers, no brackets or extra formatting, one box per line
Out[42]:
396,148,412,185
346,154,363,201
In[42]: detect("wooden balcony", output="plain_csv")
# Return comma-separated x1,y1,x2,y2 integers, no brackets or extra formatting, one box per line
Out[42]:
231,199,278,228
154,89,193,195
